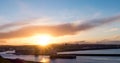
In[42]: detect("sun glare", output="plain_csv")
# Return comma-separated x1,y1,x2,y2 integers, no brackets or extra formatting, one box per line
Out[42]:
40,57,50,63
32,34,52,46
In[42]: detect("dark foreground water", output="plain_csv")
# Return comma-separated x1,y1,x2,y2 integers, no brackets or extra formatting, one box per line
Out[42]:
1,49,120,63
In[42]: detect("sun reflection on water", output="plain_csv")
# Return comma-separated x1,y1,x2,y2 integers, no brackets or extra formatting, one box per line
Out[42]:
40,57,50,63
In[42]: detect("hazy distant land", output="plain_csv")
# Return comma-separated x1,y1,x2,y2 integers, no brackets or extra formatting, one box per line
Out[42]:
0,44,120,55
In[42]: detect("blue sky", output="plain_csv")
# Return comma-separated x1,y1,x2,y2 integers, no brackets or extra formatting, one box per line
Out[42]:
0,0,120,45
0,0,120,21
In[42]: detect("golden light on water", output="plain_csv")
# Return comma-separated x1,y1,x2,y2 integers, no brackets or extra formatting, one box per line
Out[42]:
32,34,52,46
40,57,50,63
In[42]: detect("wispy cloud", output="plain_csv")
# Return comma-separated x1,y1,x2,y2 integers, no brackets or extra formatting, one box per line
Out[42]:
0,17,62,31
0,15,120,40
0,16,9,24
0,40,7,43
105,28,119,32
110,35,120,40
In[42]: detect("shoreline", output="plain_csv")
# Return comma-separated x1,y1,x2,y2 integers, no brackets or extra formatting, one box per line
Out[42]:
0,56,40,63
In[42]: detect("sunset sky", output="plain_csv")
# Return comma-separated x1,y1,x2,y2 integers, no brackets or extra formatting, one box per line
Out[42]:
0,0,120,45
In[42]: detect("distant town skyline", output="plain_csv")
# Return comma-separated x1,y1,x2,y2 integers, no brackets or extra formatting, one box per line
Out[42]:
0,0,120,45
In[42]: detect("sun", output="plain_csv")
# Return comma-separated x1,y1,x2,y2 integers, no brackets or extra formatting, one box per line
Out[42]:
32,34,52,46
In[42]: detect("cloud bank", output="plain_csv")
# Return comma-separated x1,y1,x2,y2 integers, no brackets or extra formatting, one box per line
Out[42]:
0,15,120,39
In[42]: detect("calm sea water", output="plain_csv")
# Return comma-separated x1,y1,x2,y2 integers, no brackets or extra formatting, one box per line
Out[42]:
1,49,120,63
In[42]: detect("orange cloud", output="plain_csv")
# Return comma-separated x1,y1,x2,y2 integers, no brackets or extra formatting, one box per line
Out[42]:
0,15,120,40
